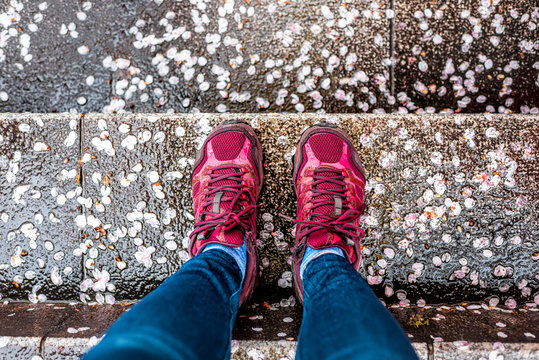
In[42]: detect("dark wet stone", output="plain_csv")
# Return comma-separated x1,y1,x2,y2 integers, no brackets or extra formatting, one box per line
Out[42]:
0,302,128,338
394,0,539,114
0,0,392,114
0,114,82,301
2,1,537,115
1,302,538,346
234,287,302,341
0,2,143,113
392,305,539,343
212,0,392,113
78,113,301,301
249,113,539,305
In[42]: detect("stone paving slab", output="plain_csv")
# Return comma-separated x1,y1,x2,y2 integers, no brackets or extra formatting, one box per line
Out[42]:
0,113,538,307
0,338,424,360
4,302,538,344
2,302,539,359
0,114,83,301
394,0,538,114
78,114,198,301
0,337,41,360
233,291,301,341
0,0,393,114
0,0,143,113
72,113,539,307
35,339,425,360
432,343,539,360
1,1,537,115
231,0,392,113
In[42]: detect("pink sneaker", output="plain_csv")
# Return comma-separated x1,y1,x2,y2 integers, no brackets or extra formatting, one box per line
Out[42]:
289,123,366,303
189,120,264,305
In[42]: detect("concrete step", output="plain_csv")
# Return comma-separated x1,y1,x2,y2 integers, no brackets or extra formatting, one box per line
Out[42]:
0,302,538,360
1,113,538,307
1,113,538,358
0,0,537,114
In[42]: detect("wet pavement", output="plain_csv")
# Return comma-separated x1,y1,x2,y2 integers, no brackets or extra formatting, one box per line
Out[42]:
14,300,539,345
1,113,538,310
0,0,537,114
1,301,538,359
0,115,82,301
394,0,539,113
1,1,538,357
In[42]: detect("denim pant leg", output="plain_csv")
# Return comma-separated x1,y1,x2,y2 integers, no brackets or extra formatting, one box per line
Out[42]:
83,250,242,360
297,254,418,360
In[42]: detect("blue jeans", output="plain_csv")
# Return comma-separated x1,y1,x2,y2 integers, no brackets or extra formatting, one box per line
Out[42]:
84,251,417,360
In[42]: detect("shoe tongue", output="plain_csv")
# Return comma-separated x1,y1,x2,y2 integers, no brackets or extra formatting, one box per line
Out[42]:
207,227,244,246
310,168,343,219
205,167,244,245
307,168,344,247
206,168,238,213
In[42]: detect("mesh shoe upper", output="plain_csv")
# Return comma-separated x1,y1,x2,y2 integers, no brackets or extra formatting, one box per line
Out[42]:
190,130,261,255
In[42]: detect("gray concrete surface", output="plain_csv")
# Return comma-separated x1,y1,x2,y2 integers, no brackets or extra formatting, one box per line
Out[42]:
3,336,539,359
0,0,537,114
0,337,411,360
0,113,538,309
0,115,82,301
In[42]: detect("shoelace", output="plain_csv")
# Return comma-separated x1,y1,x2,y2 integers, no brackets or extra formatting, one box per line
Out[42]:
280,168,365,246
190,165,259,242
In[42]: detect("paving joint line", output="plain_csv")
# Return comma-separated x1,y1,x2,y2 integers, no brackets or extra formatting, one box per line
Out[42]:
389,0,395,97
426,340,434,360
78,113,87,284
38,311,77,359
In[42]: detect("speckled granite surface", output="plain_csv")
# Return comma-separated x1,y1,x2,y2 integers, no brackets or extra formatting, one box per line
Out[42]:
1,113,537,308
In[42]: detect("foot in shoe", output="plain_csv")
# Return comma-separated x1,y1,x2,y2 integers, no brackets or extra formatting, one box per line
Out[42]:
285,123,367,303
189,120,264,305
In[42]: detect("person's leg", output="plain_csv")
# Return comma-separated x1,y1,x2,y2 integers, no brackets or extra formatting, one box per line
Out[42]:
287,124,417,359
85,121,263,360
83,248,242,360
296,253,418,360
